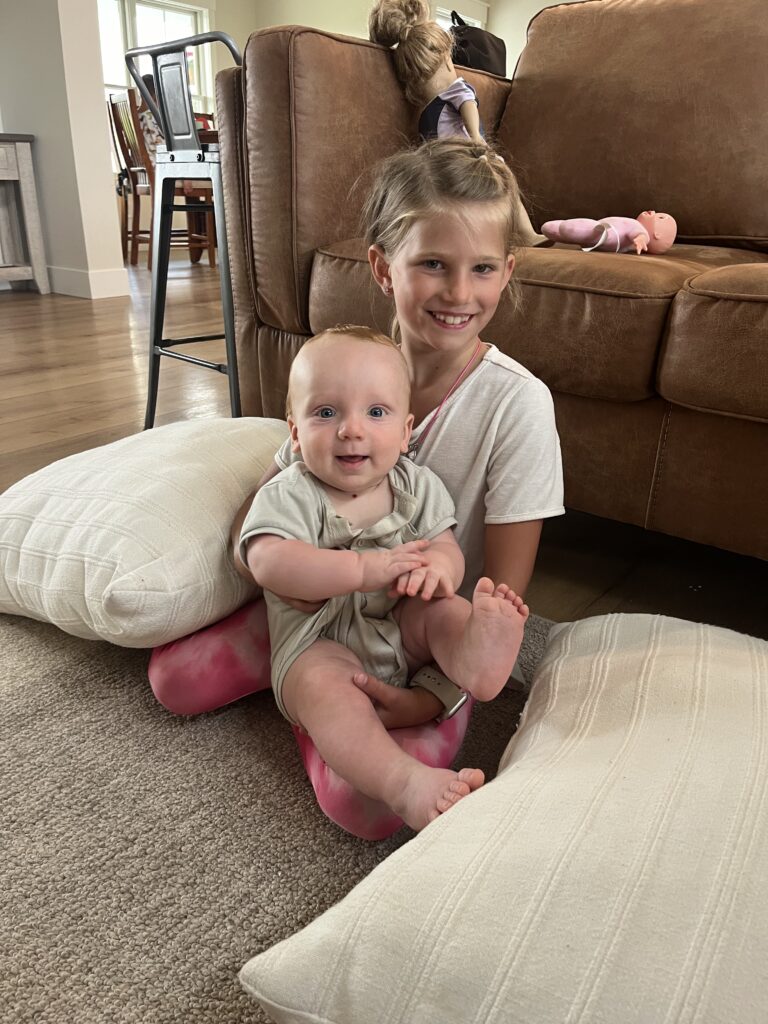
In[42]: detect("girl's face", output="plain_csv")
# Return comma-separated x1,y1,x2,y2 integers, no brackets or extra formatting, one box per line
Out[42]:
369,203,515,359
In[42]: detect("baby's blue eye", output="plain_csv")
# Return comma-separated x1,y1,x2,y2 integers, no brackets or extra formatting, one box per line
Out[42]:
423,259,442,270
475,263,495,274
317,407,335,419
369,406,386,418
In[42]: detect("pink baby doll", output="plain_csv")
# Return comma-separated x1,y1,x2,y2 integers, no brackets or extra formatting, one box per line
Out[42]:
542,211,677,254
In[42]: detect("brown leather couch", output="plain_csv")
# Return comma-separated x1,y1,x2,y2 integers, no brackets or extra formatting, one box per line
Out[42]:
217,0,768,560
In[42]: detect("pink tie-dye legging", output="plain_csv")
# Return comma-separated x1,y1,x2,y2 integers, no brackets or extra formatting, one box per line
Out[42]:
148,597,474,840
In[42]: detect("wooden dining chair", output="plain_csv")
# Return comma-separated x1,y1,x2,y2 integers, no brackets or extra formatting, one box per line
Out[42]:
108,90,216,269
106,99,131,260
108,91,151,266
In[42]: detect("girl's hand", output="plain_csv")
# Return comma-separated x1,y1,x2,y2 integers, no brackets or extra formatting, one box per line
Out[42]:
352,672,443,728
358,540,430,592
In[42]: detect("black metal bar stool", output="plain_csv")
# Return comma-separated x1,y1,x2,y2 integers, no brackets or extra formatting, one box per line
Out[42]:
125,32,242,429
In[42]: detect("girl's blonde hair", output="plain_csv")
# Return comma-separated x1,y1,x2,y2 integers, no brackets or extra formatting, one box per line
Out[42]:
286,325,410,418
368,0,453,105
361,138,524,311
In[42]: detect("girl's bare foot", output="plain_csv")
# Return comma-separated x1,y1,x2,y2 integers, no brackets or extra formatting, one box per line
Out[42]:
392,765,485,832
449,578,529,701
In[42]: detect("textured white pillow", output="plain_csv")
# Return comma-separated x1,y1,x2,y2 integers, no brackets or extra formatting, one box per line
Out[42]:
240,614,768,1024
0,418,288,647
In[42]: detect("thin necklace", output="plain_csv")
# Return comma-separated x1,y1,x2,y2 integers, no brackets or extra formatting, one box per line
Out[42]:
407,340,483,458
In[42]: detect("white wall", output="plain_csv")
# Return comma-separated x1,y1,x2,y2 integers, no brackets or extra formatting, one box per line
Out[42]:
210,0,258,75
246,0,372,39
0,0,128,298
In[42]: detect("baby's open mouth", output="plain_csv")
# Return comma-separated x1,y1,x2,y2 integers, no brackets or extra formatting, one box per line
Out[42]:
337,455,368,464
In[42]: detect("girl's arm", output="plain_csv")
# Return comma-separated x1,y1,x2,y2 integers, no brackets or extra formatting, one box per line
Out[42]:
230,461,281,583
246,535,430,602
459,100,485,146
483,520,543,597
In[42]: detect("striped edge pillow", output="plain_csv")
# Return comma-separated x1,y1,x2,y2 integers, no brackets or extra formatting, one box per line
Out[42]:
239,613,768,1024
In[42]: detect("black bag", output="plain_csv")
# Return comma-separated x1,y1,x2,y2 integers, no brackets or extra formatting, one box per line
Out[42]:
450,10,506,77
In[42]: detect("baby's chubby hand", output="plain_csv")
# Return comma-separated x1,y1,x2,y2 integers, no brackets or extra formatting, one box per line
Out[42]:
389,563,456,600
357,540,430,592
389,542,460,601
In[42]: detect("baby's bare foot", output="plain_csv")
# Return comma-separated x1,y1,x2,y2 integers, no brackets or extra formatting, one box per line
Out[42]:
450,578,529,701
394,765,485,832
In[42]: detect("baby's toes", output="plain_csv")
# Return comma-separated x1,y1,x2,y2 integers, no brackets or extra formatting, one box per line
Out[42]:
457,767,485,790
436,786,465,813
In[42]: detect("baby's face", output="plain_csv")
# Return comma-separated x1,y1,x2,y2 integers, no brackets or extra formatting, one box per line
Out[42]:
288,335,413,496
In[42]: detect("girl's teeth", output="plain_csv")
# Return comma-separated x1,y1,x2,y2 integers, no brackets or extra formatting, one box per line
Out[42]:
432,313,470,325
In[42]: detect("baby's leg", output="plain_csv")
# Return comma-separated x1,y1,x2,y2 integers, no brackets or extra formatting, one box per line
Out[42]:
283,640,484,834
397,579,529,702
149,599,271,715
293,697,474,841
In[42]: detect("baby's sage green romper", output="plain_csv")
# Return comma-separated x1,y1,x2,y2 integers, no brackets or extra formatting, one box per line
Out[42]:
240,459,456,722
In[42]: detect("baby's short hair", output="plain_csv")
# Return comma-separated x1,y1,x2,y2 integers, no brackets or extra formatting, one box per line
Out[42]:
286,324,410,418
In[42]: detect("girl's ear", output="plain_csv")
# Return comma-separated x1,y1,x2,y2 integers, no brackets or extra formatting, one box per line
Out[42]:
400,412,415,454
502,253,516,288
368,244,392,294
288,416,301,453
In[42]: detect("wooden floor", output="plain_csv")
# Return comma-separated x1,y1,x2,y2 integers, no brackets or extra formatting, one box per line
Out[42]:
2,257,766,638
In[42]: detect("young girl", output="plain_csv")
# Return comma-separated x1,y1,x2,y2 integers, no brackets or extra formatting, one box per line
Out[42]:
244,325,528,833
368,0,544,245
149,138,564,838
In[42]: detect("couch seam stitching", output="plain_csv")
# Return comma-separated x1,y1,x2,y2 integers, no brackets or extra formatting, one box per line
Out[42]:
646,403,672,529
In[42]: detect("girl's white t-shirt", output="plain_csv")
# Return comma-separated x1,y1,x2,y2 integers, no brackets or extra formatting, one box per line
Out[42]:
276,345,564,599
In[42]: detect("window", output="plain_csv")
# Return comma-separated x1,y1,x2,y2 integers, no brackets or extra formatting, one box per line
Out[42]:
98,0,212,110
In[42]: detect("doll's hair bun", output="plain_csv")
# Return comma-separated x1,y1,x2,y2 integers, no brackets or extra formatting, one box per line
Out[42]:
368,0,431,48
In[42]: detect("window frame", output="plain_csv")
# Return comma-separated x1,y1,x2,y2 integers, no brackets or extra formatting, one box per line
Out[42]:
100,0,214,111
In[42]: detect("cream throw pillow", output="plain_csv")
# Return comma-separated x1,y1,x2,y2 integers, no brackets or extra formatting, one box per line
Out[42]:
240,613,768,1024
0,418,288,647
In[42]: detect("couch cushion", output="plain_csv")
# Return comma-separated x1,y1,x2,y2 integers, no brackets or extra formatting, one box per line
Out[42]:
660,264,768,422
239,613,768,1024
310,239,764,402
0,418,288,647
501,0,768,250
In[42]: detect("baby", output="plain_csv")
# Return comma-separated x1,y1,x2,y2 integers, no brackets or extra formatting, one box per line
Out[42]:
240,325,529,831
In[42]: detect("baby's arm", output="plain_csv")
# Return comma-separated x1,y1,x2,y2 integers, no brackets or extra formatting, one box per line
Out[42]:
246,535,430,602
231,460,280,583
459,100,485,146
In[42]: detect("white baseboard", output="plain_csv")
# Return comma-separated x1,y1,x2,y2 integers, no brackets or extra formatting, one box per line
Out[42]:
48,265,130,299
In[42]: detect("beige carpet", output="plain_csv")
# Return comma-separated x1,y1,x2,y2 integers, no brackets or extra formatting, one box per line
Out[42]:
1,611,553,1024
